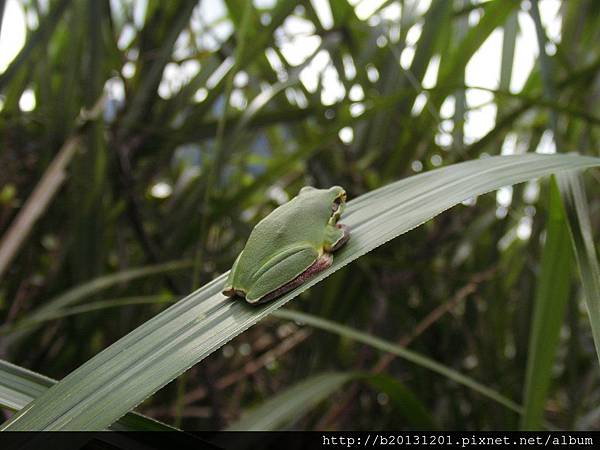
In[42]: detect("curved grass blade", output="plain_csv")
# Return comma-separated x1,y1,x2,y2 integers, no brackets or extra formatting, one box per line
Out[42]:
221,370,438,431
273,310,521,414
2,154,599,431
365,373,438,430
1,260,191,338
226,372,353,431
0,361,52,412
7,295,176,328
226,371,437,431
0,360,175,431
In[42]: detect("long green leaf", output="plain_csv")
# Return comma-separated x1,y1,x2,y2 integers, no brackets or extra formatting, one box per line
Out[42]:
8,295,176,326
2,154,599,431
224,370,436,431
499,10,518,92
365,373,438,430
557,172,600,363
226,372,353,431
521,179,573,430
1,260,191,338
0,360,175,431
274,309,520,414
529,0,600,366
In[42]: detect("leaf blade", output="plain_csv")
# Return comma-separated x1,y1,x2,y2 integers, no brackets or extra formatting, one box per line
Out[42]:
2,154,599,431
274,309,521,414
557,172,600,363
0,360,175,431
521,178,574,430
226,372,353,431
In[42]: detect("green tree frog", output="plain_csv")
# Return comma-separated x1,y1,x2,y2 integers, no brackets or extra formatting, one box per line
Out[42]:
222,186,350,304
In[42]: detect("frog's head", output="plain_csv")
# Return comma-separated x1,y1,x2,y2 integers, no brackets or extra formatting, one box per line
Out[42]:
328,185,346,224
299,185,347,225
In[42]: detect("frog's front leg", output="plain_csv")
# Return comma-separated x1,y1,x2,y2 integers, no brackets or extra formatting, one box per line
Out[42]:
323,223,350,252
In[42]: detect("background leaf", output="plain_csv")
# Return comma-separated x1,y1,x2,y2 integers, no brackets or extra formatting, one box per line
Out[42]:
520,178,573,430
226,372,353,431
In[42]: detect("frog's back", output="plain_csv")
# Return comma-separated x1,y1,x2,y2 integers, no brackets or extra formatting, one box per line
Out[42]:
230,190,333,289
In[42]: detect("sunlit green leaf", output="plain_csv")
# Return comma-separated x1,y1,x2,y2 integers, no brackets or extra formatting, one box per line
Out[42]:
0,360,175,431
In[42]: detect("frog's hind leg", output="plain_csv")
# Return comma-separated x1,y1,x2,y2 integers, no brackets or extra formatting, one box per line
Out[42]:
247,250,332,304
252,253,333,304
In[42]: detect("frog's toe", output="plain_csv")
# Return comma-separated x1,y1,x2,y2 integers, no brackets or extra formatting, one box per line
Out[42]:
222,287,235,297
222,286,246,299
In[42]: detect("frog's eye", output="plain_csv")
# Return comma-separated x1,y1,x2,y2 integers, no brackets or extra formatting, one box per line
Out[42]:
331,195,345,212
332,192,346,214
334,190,346,205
